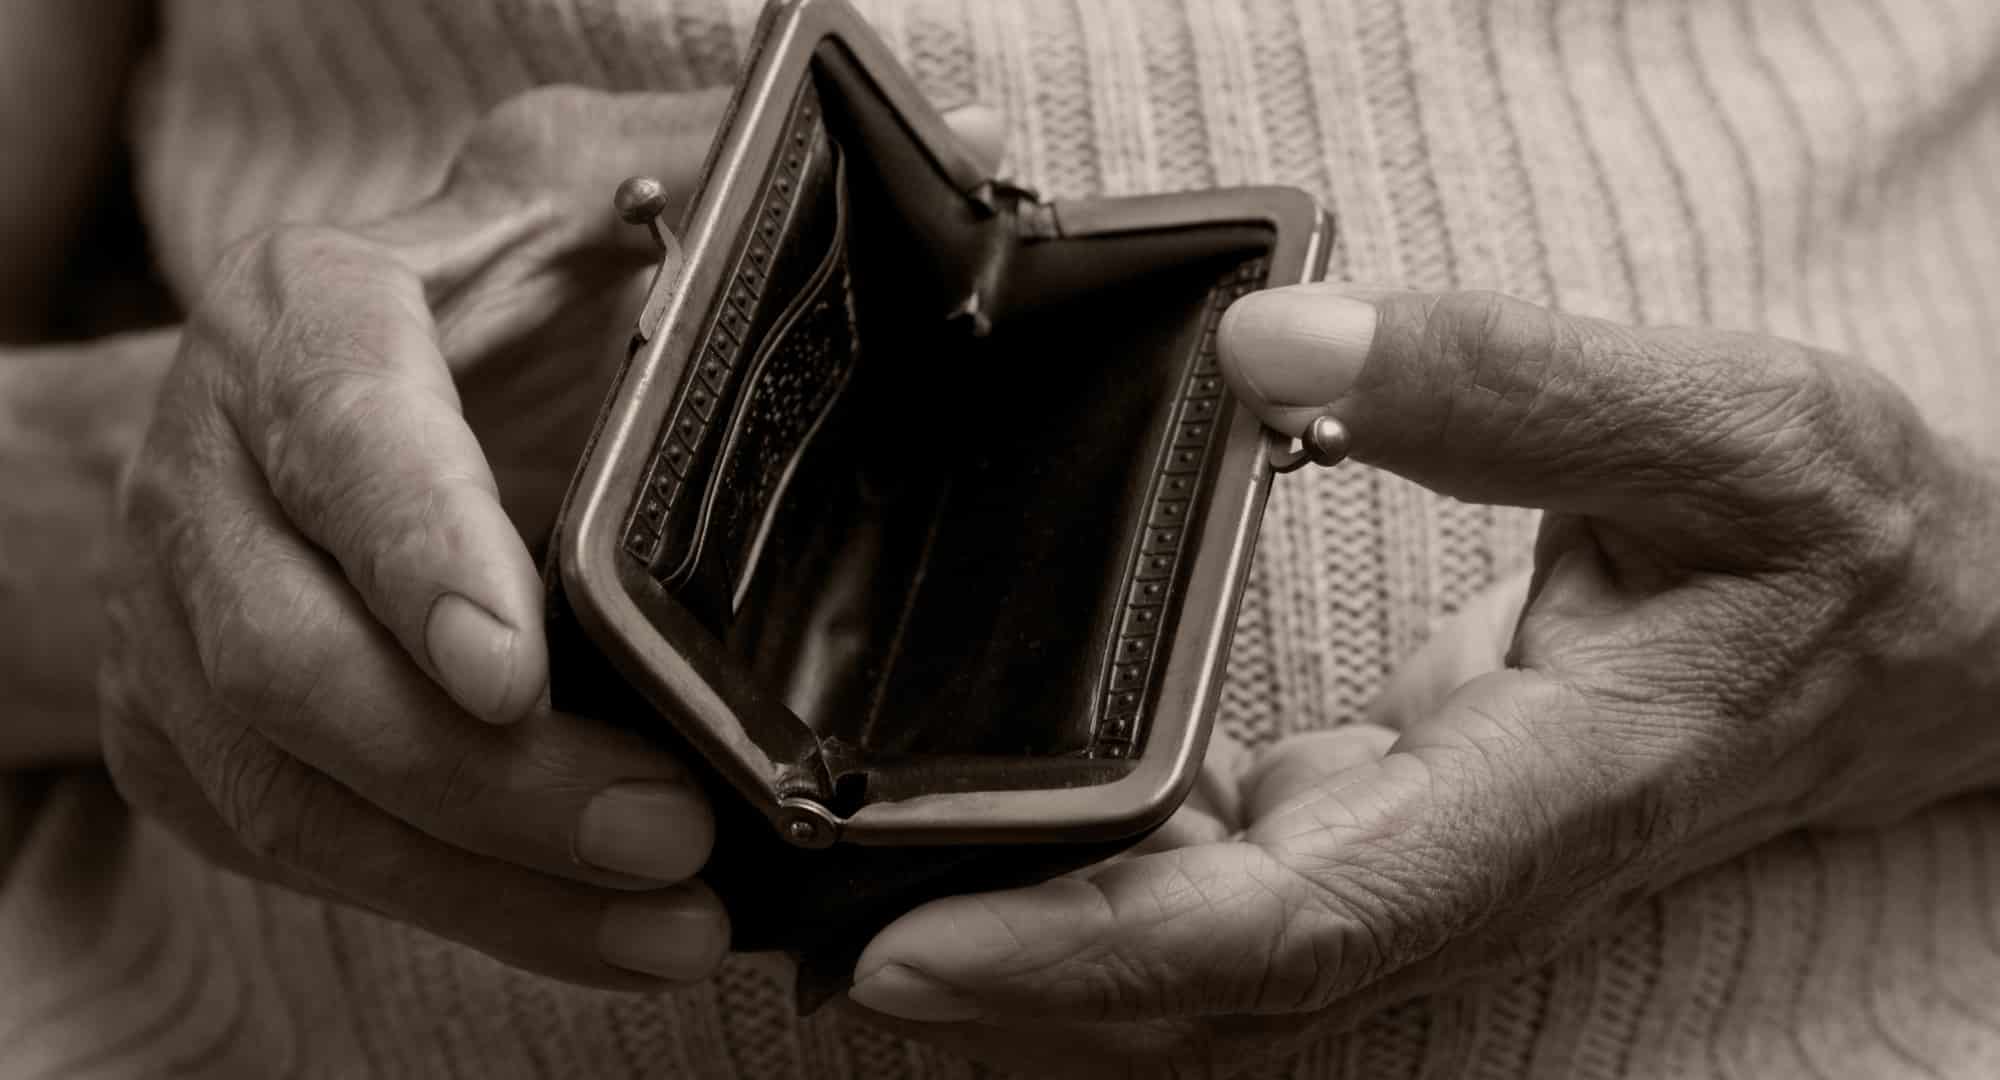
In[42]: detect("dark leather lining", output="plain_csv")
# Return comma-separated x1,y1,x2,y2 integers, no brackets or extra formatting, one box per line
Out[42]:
692,148,857,622
621,75,842,601
543,4,1322,997
618,43,1275,801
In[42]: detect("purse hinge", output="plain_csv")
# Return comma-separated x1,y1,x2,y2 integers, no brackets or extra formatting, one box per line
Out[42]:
947,180,1059,336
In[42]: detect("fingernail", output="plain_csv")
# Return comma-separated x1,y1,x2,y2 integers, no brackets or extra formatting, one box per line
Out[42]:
1218,288,1378,431
426,592,517,722
599,889,728,981
941,103,1007,169
849,964,983,1023
576,781,712,882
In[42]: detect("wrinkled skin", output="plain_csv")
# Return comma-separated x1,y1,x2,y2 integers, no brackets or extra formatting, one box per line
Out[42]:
97,82,1006,987
845,287,2000,1076
97,87,739,986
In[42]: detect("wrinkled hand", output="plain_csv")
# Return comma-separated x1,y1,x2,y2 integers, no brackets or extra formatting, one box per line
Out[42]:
98,83,1004,988
845,286,2000,1072
100,87,736,986
96,84,732,988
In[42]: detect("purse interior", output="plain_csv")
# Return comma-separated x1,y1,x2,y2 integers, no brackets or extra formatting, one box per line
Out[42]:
623,42,1275,804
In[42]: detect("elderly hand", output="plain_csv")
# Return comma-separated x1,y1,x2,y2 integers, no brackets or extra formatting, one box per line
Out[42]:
845,286,2000,1072
97,83,1006,988
97,86,735,987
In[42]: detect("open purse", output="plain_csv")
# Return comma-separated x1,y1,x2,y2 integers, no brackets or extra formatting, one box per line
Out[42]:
545,0,1334,1002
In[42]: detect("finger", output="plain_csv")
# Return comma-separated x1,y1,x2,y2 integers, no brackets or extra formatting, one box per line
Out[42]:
364,86,733,292
1096,735,1245,864
238,91,731,724
1238,723,1398,825
124,710,728,986
102,654,330,900
155,450,715,888
1365,569,1533,731
1217,286,1864,538
101,559,727,985
206,226,545,724
849,670,1634,1025
941,103,1008,176
1121,803,1230,857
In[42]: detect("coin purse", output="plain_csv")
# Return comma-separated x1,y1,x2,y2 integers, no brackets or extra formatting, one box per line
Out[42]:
545,0,1334,998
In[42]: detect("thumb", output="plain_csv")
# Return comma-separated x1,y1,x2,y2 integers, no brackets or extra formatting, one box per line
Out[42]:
940,103,1007,176
1218,286,1844,537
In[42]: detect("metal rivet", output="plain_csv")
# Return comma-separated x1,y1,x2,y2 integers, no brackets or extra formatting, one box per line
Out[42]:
776,796,839,849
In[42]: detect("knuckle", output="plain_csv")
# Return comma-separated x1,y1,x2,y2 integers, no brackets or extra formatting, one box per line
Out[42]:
1417,291,1596,469
1421,291,1520,401
201,225,351,344
1423,289,1561,381
256,221,345,267
202,225,284,300
191,221,428,466
201,608,281,713
139,477,220,605
420,739,496,824
260,369,364,499
218,743,345,879
1716,342,1925,571
1805,359,1929,579
101,715,176,818
352,481,448,605
260,369,427,560
212,731,295,862
116,454,178,540
1423,289,1512,352
233,226,424,394
1712,339,1840,469
200,573,337,722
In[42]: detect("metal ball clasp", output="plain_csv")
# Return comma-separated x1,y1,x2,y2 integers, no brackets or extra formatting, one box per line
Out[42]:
613,175,688,344
613,175,672,224
1268,412,1351,474
613,174,682,261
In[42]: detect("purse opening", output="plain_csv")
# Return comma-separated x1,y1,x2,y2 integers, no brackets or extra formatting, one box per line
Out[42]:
617,40,1274,805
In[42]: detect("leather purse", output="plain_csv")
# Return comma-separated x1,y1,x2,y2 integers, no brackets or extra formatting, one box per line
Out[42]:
544,0,1334,1004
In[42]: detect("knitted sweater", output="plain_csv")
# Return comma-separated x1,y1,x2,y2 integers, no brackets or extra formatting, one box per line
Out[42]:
5,0,2000,1075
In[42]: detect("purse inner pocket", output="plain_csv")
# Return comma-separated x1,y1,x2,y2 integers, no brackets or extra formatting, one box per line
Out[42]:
622,43,1274,799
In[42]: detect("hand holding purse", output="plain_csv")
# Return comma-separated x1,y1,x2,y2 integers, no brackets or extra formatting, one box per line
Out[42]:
544,0,1336,1004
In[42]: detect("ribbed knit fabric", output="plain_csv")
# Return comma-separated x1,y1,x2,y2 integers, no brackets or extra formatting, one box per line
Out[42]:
4,0,1999,1075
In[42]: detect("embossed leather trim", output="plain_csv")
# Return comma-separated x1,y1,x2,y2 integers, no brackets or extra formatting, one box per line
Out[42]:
620,77,832,580
1088,256,1269,758
698,150,857,612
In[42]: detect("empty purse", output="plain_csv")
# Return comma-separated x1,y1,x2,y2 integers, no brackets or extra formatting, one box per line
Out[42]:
544,0,1335,1004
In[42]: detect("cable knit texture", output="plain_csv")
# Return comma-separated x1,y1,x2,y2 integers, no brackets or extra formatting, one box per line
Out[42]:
5,0,2000,1075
